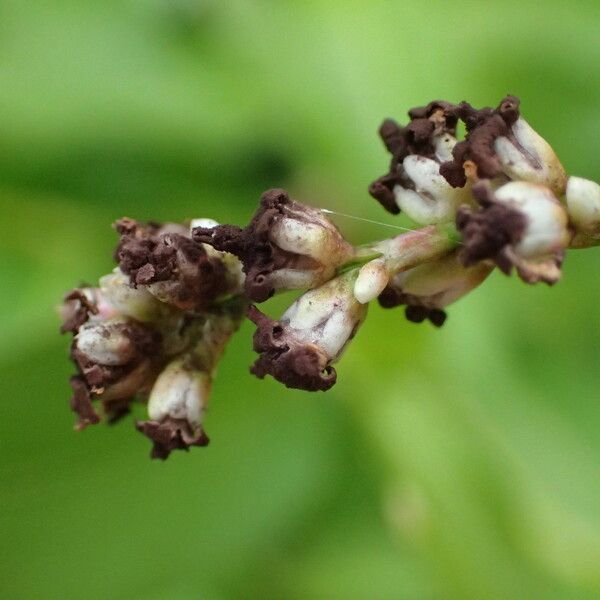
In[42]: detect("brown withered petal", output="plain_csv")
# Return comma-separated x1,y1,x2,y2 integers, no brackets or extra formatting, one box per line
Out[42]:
114,218,228,310
136,418,209,460
456,181,527,272
60,289,99,334
69,375,100,430
369,101,458,213
247,305,336,392
439,95,520,187
193,189,321,303
377,287,448,327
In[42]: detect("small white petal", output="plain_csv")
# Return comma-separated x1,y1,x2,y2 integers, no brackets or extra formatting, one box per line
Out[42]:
76,320,136,365
269,267,330,292
394,156,469,224
190,218,220,232
100,269,164,322
391,253,492,308
354,259,389,304
433,133,457,163
319,310,356,358
270,218,328,257
282,286,338,330
494,118,567,195
148,359,211,426
566,176,600,231
493,182,569,257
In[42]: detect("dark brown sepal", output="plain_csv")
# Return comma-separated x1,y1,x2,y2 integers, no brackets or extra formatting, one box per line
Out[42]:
69,375,100,430
440,95,520,187
60,289,99,334
456,181,527,269
378,289,448,327
114,218,228,310
136,418,209,460
247,305,336,392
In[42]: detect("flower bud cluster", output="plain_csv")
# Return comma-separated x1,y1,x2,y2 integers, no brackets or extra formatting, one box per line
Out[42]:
370,95,600,289
61,218,245,458
60,95,600,458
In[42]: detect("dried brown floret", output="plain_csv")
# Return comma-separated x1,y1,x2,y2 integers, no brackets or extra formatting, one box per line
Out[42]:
114,218,229,311
439,96,520,187
247,305,336,392
193,191,284,301
194,189,352,302
456,182,528,273
369,101,458,213
67,320,162,430
136,418,209,460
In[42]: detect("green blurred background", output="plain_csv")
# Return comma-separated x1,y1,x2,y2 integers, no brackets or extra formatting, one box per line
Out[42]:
1,1,600,598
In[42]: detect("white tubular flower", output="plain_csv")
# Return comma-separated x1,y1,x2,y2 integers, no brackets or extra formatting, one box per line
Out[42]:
248,273,367,391
147,357,211,426
393,155,472,225
136,356,211,460
565,176,600,246
378,252,492,326
193,188,356,302
68,315,161,427
494,118,567,196
457,181,570,285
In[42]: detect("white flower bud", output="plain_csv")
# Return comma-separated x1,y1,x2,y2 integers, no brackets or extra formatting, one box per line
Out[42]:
354,258,389,304
494,118,567,196
390,253,492,309
394,155,470,225
281,274,367,360
249,273,368,391
493,181,570,257
458,180,570,285
75,318,137,366
100,268,165,322
565,176,600,236
147,358,211,426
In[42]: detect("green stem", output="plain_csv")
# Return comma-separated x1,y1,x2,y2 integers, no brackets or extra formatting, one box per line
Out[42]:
368,223,460,276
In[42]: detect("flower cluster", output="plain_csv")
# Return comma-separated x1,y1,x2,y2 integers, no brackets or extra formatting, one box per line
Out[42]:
61,96,600,458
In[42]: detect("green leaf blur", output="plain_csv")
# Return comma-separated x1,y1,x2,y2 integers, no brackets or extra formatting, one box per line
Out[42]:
1,2,599,598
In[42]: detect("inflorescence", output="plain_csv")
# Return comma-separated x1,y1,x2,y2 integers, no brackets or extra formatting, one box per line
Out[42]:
60,96,600,459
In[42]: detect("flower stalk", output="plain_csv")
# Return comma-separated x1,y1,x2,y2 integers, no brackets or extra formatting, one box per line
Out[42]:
59,95,600,458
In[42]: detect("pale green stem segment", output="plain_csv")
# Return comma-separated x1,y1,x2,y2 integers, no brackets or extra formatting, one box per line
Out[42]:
367,223,460,277
338,223,460,277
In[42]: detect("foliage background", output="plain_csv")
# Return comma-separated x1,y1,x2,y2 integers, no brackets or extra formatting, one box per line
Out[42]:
1,1,600,598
